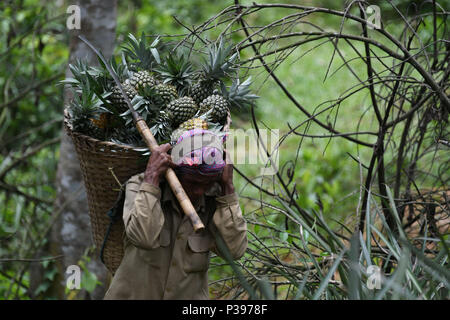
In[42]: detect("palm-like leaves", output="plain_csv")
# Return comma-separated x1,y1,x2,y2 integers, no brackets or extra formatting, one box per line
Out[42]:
203,37,239,81
69,79,108,139
156,53,194,95
122,32,161,71
226,77,259,109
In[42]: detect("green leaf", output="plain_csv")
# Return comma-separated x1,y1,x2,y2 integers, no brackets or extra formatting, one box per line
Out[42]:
44,268,57,281
81,271,99,293
266,219,276,227
0,225,15,238
14,198,23,228
34,282,50,296
41,259,50,269
151,48,160,64
348,233,361,300
302,226,310,244
400,238,450,285
375,247,411,300
385,185,407,239
312,249,346,300
277,197,331,252
294,270,310,299
257,278,275,300
214,231,258,299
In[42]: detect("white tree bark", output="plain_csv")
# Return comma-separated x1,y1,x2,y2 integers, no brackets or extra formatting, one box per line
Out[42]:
51,0,118,299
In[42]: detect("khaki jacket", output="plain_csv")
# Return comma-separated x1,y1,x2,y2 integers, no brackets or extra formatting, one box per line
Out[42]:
104,172,247,300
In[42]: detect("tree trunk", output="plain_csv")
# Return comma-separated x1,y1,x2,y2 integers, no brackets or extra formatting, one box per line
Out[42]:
35,0,118,300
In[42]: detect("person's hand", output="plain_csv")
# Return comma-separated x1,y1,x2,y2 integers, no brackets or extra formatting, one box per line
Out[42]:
220,150,235,195
143,143,175,187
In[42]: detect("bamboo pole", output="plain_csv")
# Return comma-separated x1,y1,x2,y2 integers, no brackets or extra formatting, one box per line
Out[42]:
134,119,205,231
79,35,205,232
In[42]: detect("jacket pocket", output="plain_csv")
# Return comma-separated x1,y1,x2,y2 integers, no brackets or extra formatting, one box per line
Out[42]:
183,234,212,273
138,228,171,267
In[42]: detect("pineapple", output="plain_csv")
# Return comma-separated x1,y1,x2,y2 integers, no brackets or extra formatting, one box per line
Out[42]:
190,75,214,106
90,112,110,129
199,77,258,124
110,80,137,112
152,83,178,105
170,127,185,143
171,117,210,142
64,33,259,150
129,70,159,91
149,110,174,143
122,33,161,92
200,94,229,123
110,125,143,147
92,56,132,92
63,59,115,101
190,38,238,105
166,96,199,126
179,118,208,130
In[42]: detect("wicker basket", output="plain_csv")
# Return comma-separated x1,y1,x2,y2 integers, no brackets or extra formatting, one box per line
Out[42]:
63,108,147,274
63,108,232,274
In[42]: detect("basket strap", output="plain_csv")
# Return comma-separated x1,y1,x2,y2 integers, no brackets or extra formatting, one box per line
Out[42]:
100,184,126,266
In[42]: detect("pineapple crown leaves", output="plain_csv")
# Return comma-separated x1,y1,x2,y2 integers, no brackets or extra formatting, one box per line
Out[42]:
62,62,113,119
135,85,167,108
155,53,194,95
136,84,156,98
69,80,105,131
149,110,174,143
119,94,159,126
221,77,259,109
122,32,161,71
93,54,132,85
207,121,226,134
202,37,239,81
61,59,96,89
70,90,100,117
62,59,115,109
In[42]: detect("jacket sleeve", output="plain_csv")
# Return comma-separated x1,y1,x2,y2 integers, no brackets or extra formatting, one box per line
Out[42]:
210,192,248,260
122,175,165,250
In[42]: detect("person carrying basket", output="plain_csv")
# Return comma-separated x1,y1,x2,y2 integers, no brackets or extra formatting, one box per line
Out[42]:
104,128,247,300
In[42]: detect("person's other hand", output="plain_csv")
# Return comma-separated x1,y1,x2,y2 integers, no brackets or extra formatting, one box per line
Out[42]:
220,150,235,195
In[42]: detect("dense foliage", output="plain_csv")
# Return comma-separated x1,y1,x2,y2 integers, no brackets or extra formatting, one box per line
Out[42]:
0,0,448,300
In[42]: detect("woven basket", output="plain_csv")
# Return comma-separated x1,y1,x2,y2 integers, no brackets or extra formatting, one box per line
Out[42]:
63,108,147,274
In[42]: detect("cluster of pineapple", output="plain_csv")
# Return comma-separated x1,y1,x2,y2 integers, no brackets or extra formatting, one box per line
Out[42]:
64,34,258,147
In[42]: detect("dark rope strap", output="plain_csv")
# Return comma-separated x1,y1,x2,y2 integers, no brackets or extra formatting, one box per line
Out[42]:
100,185,126,266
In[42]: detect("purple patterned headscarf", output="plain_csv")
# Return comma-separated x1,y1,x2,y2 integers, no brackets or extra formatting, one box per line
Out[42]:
171,129,227,176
